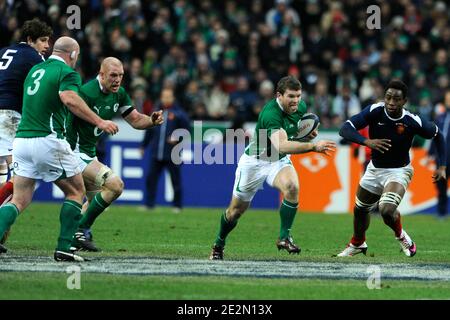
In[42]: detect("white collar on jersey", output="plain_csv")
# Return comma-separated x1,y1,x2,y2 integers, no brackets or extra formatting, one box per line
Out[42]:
276,98,286,113
384,107,405,121
48,55,66,64
96,75,105,92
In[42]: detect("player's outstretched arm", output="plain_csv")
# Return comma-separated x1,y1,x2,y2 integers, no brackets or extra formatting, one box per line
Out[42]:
270,129,336,156
124,109,164,129
340,120,391,153
60,90,118,135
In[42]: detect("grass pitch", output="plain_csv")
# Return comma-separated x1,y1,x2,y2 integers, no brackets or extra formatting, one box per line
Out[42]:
1,203,449,299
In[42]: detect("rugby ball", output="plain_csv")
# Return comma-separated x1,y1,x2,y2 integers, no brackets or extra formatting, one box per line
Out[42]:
294,113,320,141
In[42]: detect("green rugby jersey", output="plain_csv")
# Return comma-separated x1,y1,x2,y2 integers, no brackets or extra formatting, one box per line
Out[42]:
66,77,133,157
17,56,81,139
245,98,308,160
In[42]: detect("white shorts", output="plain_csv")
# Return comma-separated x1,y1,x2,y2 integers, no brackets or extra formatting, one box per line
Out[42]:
74,151,97,172
0,110,21,158
360,161,413,195
12,135,81,182
232,153,293,202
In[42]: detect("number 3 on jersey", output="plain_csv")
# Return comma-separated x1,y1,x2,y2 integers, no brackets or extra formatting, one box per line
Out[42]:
27,69,46,95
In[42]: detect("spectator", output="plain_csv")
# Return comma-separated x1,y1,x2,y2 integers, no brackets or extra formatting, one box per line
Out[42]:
229,76,258,122
204,82,230,120
140,88,191,213
429,89,450,219
2,0,450,127
332,83,361,125
265,0,300,34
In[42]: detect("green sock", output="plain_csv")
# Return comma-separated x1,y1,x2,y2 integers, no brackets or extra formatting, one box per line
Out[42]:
0,203,19,238
78,193,109,229
214,211,237,248
279,199,298,240
57,200,82,252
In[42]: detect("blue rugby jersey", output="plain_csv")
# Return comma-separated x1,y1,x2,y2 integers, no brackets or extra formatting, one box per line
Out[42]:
342,102,438,168
0,43,44,113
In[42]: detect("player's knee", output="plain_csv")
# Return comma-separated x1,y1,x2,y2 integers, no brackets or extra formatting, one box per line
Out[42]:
282,182,299,201
378,203,396,218
227,205,247,221
105,176,124,198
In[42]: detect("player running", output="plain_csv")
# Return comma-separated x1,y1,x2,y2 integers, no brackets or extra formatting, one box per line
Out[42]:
0,37,119,260
66,57,163,252
209,76,336,260
337,79,447,257
0,18,52,218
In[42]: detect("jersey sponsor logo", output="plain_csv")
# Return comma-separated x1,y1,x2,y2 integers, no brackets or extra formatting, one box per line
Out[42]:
93,106,101,114
113,103,119,113
377,122,385,126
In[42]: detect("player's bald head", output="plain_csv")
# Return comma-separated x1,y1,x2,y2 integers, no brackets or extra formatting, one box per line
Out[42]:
100,57,123,73
53,36,79,54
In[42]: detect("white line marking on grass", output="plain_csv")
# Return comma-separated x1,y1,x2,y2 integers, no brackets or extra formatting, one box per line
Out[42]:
1,256,450,281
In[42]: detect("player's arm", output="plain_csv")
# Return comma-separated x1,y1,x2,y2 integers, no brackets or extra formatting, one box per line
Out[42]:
270,129,336,156
339,107,391,153
60,90,118,135
123,109,164,129
431,129,447,182
419,119,447,182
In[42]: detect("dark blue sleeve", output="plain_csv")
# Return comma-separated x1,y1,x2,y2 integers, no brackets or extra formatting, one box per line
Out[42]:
432,129,447,167
416,116,439,139
339,106,372,145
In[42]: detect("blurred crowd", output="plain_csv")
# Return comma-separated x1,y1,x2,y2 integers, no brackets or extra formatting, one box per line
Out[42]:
1,0,449,129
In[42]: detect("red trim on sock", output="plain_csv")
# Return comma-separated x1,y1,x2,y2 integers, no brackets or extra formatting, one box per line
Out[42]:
351,235,365,246
394,217,402,238
0,181,13,205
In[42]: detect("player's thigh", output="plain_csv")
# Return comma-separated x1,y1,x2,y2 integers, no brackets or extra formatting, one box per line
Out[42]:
356,185,381,205
378,181,406,212
270,165,299,195
54,173,85,200
10,175,36,211
232,154,267,202
0,110,20,158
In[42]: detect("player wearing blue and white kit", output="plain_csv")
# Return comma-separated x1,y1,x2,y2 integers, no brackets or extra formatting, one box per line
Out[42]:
0,19,52,190
0,19,52,247
337,80,447,257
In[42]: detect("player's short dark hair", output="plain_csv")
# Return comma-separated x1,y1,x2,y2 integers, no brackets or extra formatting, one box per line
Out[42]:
385,79,408,99
20,18,53,42
276,76,302,94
